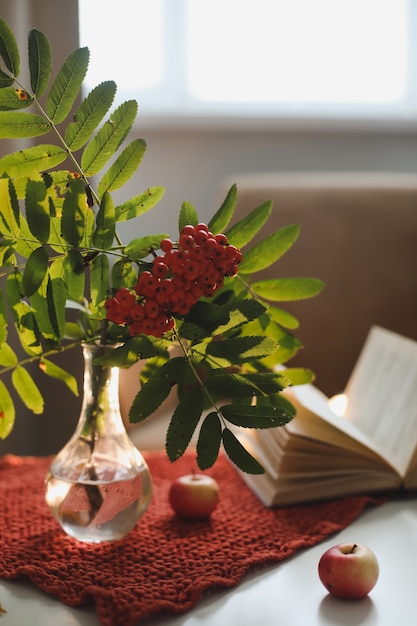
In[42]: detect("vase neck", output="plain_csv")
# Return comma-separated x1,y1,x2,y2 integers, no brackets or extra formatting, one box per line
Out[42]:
80,343,124,436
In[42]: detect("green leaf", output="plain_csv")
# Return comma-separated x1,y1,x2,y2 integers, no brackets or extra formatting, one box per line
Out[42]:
6,271,42,356
129,357,187,422
46,275,67,340
178,201,198,231
244,320,302,368
14,215,43,259
0,343,17,367
0,380,15,439
97,138,146,197
25,179,50,243
0,144,67,177
46,47,89,123
267,305,300,329
81,100,138,176
215,299,266,334
65,80,116,150
0,87,33,110
93,192,115,249
0,112,50,138
62,250,85,301
129,376,172,423
64,321,86,341
0,177,19,237
0,18,20,76
206,335,278,362
208,183,237,234
12,366,44,414
0,69,13,88
221,402,294,428
95,336,158,368
205,374,258,398
111,258,136,290
251,277,325,302
39,358,78,396
90,253,109,313
21,245,49,297
114,187,165,222
196,412,222,470
179,301,232,339
222,428,265,474
239,371,288,394
238,224,300,274
139,352,170,385
225,200,272,249
30,287,58,341
205,371,286,398
124,234,168,260
0,292,8,344
166,386,204,462
28,29,51,97
60,178,90,246
280,367,315,386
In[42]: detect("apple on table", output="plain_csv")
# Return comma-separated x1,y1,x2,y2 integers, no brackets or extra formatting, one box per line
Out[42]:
318,542,379,600
169,472,220,520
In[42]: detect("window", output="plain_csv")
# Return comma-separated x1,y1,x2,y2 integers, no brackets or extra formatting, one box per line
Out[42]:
79,0,414,127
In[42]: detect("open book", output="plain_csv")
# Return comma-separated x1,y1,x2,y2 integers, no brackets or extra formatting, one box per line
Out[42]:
237,326,417,506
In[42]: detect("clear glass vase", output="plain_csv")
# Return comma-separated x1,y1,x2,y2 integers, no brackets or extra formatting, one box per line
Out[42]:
45,342,153,543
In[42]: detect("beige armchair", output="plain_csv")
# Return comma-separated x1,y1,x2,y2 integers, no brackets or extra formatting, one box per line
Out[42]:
221,172,417,397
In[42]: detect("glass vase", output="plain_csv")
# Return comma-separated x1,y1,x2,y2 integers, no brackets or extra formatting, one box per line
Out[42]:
45,342,153,543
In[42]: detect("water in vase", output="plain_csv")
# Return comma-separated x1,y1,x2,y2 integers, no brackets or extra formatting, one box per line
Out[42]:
46,466,152,543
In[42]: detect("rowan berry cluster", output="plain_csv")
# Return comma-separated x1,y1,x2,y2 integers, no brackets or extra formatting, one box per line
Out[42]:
105,223,242,338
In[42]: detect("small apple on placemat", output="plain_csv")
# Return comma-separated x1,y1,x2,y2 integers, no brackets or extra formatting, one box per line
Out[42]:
169,473,220,520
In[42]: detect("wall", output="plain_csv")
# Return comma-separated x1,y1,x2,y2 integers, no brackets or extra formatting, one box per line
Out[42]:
116,126,417,242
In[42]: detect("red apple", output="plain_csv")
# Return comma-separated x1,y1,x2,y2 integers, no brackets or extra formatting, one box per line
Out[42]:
168,473,220,520
318,542,379,600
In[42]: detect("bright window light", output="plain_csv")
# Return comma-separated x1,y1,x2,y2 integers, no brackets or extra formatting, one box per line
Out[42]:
78,0,412,123
186,0,407,104
78,0,164,91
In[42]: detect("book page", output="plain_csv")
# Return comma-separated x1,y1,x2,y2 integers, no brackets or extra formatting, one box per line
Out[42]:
288,383,396,467
344,326,417,475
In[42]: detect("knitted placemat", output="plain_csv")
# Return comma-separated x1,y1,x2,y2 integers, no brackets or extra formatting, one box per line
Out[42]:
0,451,380,626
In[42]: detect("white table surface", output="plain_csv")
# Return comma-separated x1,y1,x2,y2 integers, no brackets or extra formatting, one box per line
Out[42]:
0,497,416,625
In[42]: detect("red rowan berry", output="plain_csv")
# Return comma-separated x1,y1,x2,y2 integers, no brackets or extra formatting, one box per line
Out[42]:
190,283,204,299
183,260,200,281
105,297,118,312
131,303,145,321
194,229,208,245
225,245,239,260
114,288,135,308
160,238,173,253
215,233,228,245
181,225,196,237
129,323,143,336
144,299,160,319
179,233,195,249
188,246,204,260
204,237,218,255
135,271,158,297
152,259,169,278
141,319,155,335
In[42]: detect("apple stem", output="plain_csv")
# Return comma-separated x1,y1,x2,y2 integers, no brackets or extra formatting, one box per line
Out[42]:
349,543,358,554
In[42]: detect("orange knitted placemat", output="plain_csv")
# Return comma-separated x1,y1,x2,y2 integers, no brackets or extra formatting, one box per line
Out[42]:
0,452,380,626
